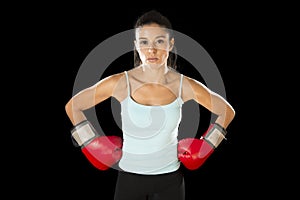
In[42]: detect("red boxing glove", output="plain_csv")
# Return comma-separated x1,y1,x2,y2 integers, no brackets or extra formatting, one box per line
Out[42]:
178,123,227,170
71,120,123,170
81,135,123,170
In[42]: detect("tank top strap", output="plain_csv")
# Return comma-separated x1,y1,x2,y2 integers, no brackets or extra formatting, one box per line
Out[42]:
179,74,183,98
124,71,130,96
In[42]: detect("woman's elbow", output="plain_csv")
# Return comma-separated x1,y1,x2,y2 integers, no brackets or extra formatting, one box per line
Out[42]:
65,99,79,119
227,105,236,123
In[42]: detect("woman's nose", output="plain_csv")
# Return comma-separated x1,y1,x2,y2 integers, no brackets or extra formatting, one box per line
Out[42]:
148,45,156,53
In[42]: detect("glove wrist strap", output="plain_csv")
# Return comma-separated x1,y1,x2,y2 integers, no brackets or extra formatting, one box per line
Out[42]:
71,120,98,147
202,123,227,148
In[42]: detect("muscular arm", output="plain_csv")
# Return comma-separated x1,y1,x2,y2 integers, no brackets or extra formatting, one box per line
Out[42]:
182,76,235,129
65,73,124,126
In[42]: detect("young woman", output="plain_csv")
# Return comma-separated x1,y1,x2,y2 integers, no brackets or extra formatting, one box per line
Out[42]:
65,10,235,200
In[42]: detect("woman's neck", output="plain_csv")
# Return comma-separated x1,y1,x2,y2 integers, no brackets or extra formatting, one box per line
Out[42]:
140,65,169,83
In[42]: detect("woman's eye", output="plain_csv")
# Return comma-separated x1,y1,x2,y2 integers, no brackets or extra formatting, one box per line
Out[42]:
156,39,165,44
139,41,148,45
155,39,168,48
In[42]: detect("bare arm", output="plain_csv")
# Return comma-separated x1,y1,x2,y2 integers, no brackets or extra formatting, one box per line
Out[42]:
182,76,235,129
65,73,124,126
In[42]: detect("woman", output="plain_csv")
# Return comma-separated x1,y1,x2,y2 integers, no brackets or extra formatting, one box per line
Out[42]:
65,10,235,200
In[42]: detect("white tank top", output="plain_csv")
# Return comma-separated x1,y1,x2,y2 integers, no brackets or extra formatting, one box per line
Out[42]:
119,71,184,174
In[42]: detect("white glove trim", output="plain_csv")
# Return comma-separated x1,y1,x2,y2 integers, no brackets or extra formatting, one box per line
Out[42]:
71,120,97,146
203,123,227,148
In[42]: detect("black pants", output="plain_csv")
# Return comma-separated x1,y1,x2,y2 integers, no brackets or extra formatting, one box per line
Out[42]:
114,169,185,200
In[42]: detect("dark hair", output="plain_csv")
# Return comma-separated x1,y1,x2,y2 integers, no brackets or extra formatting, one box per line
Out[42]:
133,10,177,69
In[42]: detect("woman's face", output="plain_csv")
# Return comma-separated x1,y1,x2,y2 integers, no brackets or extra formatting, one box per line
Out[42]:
135,23,174,69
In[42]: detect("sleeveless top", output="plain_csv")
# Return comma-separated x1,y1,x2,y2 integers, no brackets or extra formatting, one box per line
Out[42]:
119,71,184,174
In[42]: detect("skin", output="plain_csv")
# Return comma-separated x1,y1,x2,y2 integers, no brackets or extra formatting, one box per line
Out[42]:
65,23,235,132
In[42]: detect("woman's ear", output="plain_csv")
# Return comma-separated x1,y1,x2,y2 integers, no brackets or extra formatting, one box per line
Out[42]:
134,40,138,49
169,38,175,51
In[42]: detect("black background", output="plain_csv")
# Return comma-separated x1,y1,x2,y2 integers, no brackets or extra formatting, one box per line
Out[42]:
5,3,296,199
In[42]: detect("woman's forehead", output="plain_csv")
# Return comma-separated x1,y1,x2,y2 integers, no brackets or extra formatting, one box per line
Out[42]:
135,24,170,38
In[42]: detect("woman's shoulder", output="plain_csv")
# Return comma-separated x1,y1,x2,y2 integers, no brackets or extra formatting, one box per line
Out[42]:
107,71,126,79
97,71,127,86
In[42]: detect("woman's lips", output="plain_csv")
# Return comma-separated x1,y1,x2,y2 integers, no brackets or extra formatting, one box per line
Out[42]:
147,58,159,62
